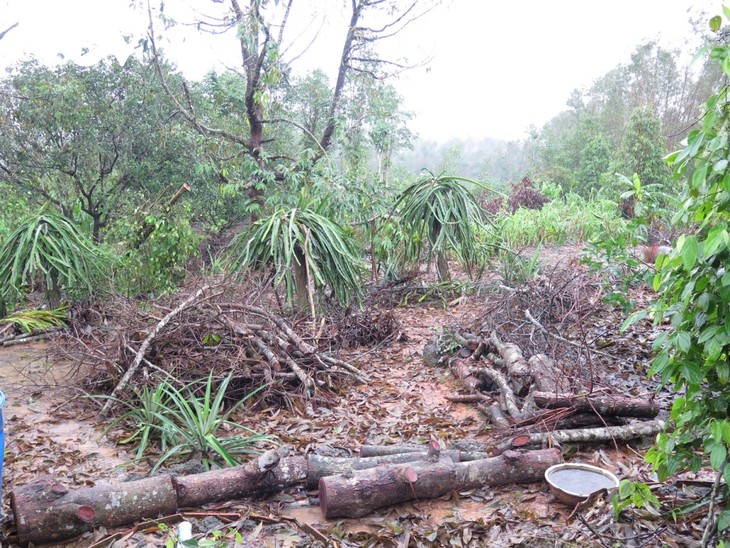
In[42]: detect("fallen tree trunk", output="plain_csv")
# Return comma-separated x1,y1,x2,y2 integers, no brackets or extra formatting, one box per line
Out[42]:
494,419,665,455
319,448,562,519
532,391,660,419
307,449,492,489
11,450,304,546
175,451,307,507
11,475,177,547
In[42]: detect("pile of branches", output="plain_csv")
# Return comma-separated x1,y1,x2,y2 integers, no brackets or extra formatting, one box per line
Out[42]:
332,308,407,349
56,281,370,415
472,266,609,388
427,267,664,449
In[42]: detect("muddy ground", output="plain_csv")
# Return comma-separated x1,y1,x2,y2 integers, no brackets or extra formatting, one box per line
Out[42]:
0,245,712,547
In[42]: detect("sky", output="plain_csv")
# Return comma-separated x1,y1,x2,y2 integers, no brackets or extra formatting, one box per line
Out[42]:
0,0,722,142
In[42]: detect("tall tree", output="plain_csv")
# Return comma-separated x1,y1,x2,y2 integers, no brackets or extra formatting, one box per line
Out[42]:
147,0,433,215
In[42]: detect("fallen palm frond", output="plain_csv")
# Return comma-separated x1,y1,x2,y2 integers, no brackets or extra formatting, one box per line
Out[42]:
0,305,69,334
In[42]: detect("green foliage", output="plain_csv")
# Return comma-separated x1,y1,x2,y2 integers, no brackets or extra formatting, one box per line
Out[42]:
497,247,543,286
101,382,171,463
0,57,207,242
0,305,68,333
616,107,670,189
583,174,673,311
612,479,660,520
0,206,101,308
395,171,492,280
636,25,730,540
113,212,201,296
100,373,274,473
498,193,622,248
227,195,366,309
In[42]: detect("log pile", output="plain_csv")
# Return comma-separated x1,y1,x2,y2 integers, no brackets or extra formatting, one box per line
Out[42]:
10,443,561,546
428,269,665,449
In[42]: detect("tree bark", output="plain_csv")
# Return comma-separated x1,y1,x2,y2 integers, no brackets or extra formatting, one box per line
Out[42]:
175,452,307,508
319,448,562,519
494,419,665,455
307,449,493,489
11,475,177,547
532,391,660,418
359,440,490,458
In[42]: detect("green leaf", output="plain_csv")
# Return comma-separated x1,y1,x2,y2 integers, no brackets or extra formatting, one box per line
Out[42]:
618,479,633,498
621,309,647,332
681,236,699,271
711,444,727,470
675,331,692,353
711,15,723,32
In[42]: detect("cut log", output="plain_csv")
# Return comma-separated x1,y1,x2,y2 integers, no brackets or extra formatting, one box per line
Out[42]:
11,475,177,546
488,403,511,428
490,331,531,381
359,440,490,458
319,448,562,518
527,354,563,392
307,450,491,489
494,419,665,455
532,391,660,418
11,450,306,546
450,358,483,392
481,364,522,419
175,451,307,508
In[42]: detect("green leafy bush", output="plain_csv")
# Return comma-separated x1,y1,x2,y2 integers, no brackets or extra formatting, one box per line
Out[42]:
635,22,730,542
582,174,673,311
108,212,200,296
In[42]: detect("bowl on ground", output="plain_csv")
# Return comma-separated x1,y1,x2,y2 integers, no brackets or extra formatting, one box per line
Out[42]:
545,463,620,506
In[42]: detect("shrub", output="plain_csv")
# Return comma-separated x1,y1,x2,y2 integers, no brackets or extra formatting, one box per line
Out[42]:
508,177,550,212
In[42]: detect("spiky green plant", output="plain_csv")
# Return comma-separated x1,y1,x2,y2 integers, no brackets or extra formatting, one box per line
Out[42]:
0,205,100,308
149,373,273,472
394,171,492,281
227,197,366,310
97,373,274,472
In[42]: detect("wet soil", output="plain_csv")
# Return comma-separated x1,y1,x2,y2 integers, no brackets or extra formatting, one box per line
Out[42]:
0,244,696,546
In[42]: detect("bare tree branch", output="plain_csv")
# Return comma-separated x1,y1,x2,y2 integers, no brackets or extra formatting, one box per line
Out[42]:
0,22,19,41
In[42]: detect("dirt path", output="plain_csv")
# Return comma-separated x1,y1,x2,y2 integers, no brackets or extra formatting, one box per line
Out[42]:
0,342,132,523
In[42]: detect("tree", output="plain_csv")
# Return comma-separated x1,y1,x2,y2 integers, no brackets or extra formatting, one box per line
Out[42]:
147,0,433,216
0,57,202,242
395,172,489,282
638,17,730,543
616,107,669,188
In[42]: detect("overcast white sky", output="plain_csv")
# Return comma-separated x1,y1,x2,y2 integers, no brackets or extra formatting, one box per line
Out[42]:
0,0,721,142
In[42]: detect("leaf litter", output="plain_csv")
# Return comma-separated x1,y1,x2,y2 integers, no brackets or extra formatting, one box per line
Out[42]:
0,245,715,546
